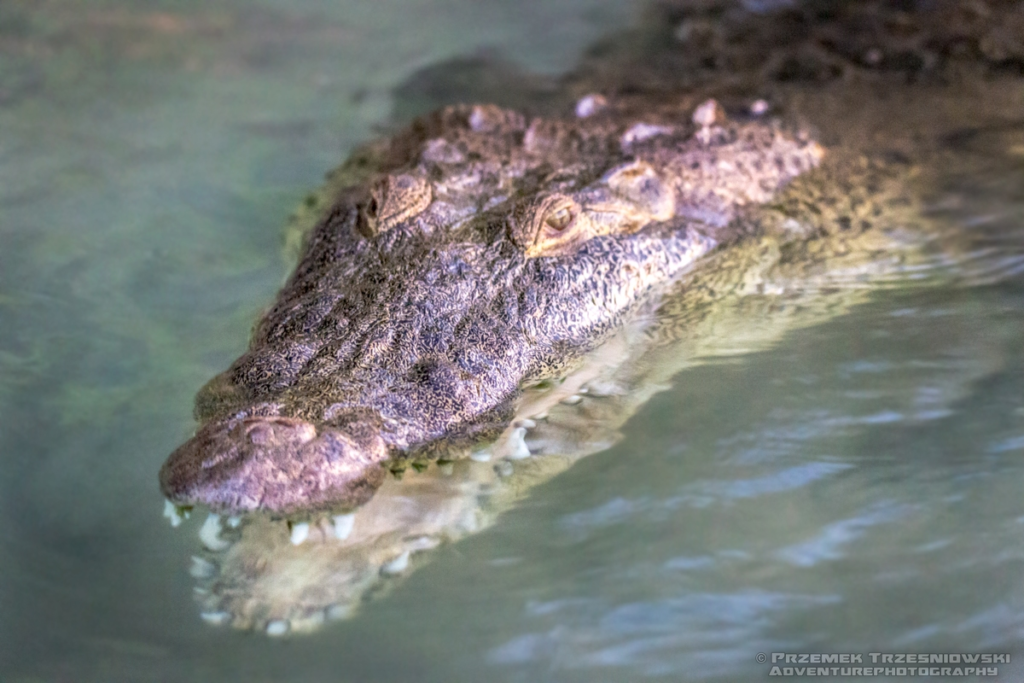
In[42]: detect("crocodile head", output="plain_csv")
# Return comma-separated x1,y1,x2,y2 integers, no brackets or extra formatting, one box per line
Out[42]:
159,98,822,516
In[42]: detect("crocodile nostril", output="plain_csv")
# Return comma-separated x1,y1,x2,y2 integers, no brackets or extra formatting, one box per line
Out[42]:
242,417,316,447
246,424,273,445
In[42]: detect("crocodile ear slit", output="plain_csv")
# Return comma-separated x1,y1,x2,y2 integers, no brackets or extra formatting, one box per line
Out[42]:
359,174,433,237
603,160,675,221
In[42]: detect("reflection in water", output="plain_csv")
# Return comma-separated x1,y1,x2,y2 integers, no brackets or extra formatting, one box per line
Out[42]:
190,457,560,632
170,70,1024,640
174,191,1017,639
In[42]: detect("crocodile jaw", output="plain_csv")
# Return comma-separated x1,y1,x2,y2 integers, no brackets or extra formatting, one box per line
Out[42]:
159,416,388,515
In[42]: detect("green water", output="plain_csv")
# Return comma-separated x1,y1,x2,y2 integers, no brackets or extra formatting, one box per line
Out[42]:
3,1,1024,682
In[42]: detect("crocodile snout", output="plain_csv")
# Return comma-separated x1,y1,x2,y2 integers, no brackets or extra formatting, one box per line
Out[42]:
159,415,389,515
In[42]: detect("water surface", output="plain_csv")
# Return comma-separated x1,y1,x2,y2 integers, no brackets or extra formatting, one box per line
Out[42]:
2,1,1024,681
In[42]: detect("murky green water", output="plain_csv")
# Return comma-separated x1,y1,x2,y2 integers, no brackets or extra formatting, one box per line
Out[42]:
3,2,1024,682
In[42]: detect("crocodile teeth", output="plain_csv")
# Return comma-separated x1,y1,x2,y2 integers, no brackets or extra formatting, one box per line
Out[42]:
518,418,537,430
561,394,583,405
199,514,231,552
506,427,531,460
326,603,354,621
226,516,242,529
457,509,480,533
332,513,355,540
381,550,410,575
406,535,441,552
189,555,217,579
163,500,191,527
469,447,492,462
289,522,310,546
266,619,290,637
200,611,231,626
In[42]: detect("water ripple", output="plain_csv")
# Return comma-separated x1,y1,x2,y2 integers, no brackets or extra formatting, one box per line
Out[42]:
776,502,914,567
489,591,841,676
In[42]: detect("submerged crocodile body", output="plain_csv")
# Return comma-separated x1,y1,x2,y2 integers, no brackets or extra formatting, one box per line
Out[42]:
163,0,1024,633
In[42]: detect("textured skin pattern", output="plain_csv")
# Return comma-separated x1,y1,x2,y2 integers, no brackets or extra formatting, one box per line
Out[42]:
171,0,1024,633
159,101,821,514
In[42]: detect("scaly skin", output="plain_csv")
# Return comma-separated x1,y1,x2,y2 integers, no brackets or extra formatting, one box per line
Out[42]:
159,100,822,515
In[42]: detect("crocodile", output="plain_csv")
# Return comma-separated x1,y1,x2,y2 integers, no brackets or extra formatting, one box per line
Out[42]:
163,0,1024,632
159,96,823,516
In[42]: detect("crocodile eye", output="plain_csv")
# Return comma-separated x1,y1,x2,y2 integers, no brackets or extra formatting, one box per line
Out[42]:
365,197,378,219
508,194,590,258
544,204,576,232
